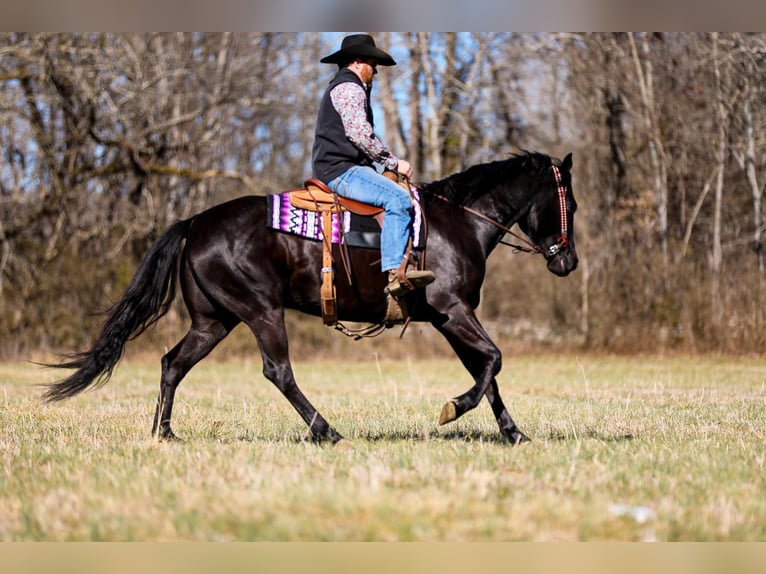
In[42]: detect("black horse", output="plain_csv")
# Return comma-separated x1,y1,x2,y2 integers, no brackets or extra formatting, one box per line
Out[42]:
44,151,578,445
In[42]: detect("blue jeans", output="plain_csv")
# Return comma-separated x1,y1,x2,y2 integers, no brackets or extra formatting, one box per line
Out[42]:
328,166,413,272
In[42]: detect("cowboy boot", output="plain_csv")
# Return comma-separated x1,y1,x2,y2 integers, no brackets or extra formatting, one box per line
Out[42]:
386,268,436,297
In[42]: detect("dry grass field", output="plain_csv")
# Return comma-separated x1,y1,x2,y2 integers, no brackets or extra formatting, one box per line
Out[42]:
1,353,765,541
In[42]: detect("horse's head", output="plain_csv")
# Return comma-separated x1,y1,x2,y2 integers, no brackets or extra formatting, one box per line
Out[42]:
518,153,579,277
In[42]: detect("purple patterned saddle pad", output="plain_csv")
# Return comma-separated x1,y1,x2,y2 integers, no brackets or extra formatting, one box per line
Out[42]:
266,191,425,250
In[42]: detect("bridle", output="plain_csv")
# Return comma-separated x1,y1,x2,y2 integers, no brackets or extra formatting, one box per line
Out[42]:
548,165,570,257
432,163,570,258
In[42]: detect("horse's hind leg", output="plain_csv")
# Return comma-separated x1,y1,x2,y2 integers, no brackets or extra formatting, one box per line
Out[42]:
152,319,231,440
246,308,343,444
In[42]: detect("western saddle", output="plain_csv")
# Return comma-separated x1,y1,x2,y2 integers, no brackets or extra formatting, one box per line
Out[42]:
287,174,417,327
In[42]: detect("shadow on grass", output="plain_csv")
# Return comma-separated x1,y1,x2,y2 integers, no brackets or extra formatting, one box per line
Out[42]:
354,429,637,444
201,428,513,444
358,428,512,444
546,430,637,442
207,427,638,445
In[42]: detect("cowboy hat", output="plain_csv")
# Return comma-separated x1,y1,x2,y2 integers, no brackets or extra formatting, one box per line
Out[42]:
320,34,396,66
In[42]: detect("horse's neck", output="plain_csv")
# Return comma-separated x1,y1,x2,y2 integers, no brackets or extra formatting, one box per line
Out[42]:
474,178,533,223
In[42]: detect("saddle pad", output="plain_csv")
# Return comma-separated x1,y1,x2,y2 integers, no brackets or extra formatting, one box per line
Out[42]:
267,192,378,248
266,190,425,250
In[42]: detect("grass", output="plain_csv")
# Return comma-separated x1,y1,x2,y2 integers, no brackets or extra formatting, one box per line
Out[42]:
1,353,765,541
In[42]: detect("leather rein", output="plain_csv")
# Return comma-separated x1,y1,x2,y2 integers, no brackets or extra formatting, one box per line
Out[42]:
430,164,569,258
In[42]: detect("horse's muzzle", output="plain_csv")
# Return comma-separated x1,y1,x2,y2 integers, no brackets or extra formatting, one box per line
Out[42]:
546,249,578,277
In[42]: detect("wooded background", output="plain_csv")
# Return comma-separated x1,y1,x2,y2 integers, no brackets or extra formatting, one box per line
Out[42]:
1,32,765,357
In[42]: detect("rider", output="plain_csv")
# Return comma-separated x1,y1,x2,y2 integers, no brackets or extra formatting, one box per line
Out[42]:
312,33,435,298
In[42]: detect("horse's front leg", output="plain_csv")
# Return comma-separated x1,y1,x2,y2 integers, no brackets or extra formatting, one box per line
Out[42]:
484,379,530,444
434,308,530,444
438,377,529,445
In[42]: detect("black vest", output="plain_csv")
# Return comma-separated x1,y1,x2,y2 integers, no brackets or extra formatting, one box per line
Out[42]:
312,69,375,184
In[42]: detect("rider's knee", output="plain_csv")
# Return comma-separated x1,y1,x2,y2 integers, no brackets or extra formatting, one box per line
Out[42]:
390,188,413,214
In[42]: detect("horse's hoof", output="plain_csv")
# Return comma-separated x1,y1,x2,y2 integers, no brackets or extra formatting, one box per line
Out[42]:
439,401,457,425
509,429,531,445
156,430,183,443
309,429,345,444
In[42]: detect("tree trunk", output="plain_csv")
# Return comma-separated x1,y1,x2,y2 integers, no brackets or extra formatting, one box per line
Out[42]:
629,32,669,267
742,76,763,272
711,32,727,324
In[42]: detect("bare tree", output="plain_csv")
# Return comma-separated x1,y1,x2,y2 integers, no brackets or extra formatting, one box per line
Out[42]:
3,32,766,356
628,33,670,268
729,33,766,273
0,32,322,354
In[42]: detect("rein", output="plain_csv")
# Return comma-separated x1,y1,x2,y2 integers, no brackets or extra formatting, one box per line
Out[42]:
430,163,570,258
431,193,541,254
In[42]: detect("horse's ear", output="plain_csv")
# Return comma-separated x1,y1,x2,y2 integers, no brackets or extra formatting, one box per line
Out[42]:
562,153,573,172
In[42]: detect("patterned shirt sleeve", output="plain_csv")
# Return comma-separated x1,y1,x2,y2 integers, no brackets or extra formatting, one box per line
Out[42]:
330,82,399,172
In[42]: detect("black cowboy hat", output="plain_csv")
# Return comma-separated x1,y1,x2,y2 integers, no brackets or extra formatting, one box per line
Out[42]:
320,34,396,66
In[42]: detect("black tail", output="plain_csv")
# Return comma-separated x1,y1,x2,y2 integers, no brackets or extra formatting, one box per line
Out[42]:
43,219,193,402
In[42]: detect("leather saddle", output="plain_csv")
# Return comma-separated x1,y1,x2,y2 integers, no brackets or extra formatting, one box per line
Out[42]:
290,178,383,218
285,175,418,328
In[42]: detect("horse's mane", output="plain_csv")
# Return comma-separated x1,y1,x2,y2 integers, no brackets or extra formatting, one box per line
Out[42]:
419,151,557,206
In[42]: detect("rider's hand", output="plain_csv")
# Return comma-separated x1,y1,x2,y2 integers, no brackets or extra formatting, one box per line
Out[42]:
397,160,413,180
